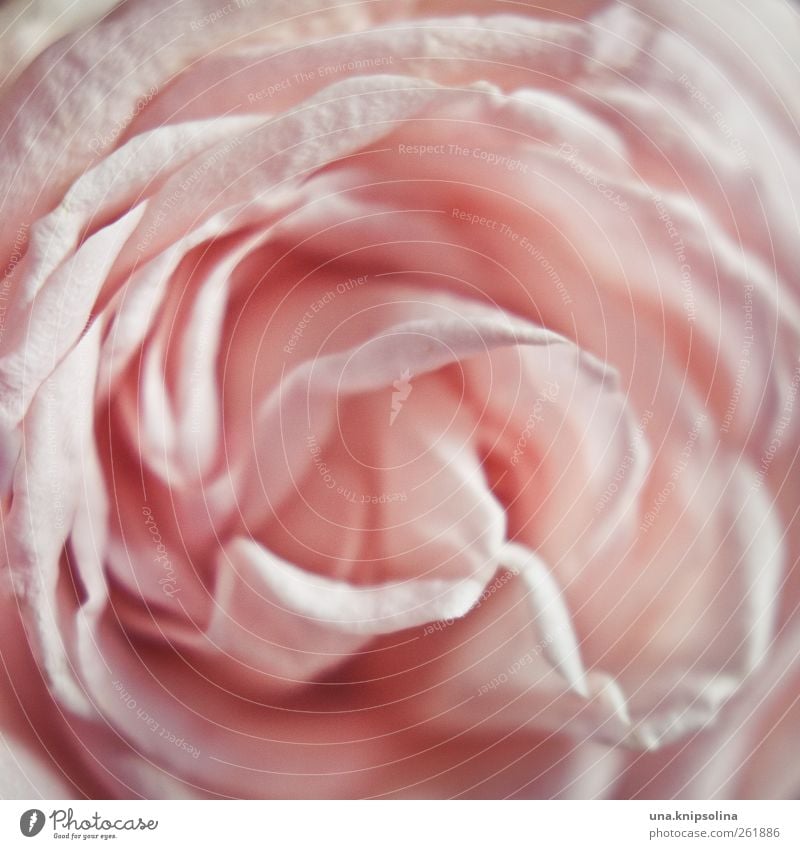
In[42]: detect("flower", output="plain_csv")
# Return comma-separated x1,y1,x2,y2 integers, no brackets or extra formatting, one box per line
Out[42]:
0,0,799,799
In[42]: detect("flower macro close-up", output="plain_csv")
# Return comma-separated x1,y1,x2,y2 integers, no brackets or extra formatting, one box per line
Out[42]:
0,0,799,802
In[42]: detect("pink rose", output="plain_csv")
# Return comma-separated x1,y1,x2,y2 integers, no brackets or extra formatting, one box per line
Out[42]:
1,0,799,799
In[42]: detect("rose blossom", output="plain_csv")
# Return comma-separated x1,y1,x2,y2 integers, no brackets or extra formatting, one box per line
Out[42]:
0,0,799,800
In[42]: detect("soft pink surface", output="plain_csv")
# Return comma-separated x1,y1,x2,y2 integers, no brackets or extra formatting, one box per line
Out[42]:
0,0,798,798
